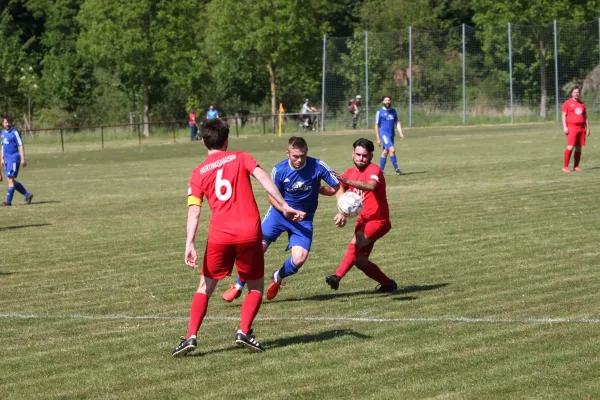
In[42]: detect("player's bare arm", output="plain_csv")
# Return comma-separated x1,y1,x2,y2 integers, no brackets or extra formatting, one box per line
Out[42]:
267,192,284,213
185,204,201,269
562,111,568,134
333,171,378,192
375,125,381,147
319,186,336,196
585,112,591,136
396,121,404,140
253,166,306,222
1,146,4,167
19,145,26,167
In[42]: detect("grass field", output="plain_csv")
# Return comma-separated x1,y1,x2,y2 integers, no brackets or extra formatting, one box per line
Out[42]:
1,123,599,399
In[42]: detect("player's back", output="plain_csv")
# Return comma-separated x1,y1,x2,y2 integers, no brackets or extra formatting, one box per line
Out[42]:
189,151,261,244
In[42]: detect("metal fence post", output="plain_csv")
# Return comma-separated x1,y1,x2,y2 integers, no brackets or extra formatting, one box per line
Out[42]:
59,129,64,152
172,123,176,143
321,34,327,132
409,26,413,128
462,24,466,125
235,117,239,137
554,19,559,121
508,23,514,124
263,116,266,134
101,126,104,148
598,18,600,65
137,123,141,144
365,31,369,129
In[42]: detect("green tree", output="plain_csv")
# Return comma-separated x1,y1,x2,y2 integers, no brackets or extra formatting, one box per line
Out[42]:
77,0,205,135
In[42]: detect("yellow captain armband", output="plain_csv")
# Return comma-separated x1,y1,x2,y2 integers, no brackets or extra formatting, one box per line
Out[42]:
188,195,202,207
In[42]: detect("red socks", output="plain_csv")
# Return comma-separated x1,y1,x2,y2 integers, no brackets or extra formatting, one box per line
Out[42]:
187,292,209,339
240,290,262,334
564,149,573,168
361,262,392,285
335,244,357,278
574,151,581,168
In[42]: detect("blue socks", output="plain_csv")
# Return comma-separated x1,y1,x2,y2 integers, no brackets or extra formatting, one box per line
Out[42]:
6,187,15,204
14,181,29,197
277,257,299,281
379,156,387,171
390,156,398,170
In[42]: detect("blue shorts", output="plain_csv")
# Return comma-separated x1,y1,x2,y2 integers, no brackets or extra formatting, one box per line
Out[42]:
4,157,20,178
381,134,395,150
261,207,313,251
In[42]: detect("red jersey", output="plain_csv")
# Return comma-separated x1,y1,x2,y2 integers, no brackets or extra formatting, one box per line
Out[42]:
341,163,389,222
189,112,196,125
188,151,262,244
562,98,586,126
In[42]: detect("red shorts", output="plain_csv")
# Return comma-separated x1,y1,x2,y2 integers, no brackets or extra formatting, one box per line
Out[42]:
354,219,391,256
567,126,586,147
201,240,264,281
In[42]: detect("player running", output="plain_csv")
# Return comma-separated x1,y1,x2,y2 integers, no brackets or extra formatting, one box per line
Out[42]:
1,116,33,206
222,136,343,302
172,119,305,357
375,96,404,175
321,138,397,293
561,86,590,172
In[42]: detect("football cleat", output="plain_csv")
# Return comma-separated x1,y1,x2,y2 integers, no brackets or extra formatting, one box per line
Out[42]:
562,167,571,173
172,336,197,357
375,280,398,293
574,166,583,172
266,279,283,300
222,284,242,303
325,275,340,291
395,168,404,176
235,329,264,352
2,201,11,206
25,194,33,204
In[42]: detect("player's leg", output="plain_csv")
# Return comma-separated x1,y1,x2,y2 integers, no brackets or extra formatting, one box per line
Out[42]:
354,221,396,292
564,130,576,172
13,180,32,203
379,148,389,171
266,220,312,300
3,161,19,206
573,130,584,171
326,221,365,290
352,110,359,129
173,242,233,357
387,143,403,175
235,240,265,352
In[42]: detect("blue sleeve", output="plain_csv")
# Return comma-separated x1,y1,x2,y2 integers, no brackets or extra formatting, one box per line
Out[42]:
318,160,339,187
271,166,284,194
375,110,381,126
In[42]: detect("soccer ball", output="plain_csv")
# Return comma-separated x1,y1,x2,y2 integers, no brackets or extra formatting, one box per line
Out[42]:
337,191,363,217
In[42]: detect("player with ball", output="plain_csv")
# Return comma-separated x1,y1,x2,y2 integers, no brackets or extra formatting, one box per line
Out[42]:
320,138,397,293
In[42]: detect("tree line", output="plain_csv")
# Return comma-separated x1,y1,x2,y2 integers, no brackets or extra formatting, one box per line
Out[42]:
0,0,598,133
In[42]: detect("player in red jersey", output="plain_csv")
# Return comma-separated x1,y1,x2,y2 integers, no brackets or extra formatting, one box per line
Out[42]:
562,86,590,172
321,138,397,293
172,118,305,357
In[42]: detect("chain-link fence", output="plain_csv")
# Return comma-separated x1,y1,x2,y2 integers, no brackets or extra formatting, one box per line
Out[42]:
321,20,600,130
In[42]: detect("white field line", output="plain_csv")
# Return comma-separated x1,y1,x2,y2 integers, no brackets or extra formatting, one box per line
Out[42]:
1,313,599,324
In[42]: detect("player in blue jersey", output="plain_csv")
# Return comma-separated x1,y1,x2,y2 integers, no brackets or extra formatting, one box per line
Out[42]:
222,136,343,302
206,105,219,120
1,117,33,206
375,96,405,175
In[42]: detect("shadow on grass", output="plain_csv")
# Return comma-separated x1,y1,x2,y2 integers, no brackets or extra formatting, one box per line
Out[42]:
400,170,427,176
0,223,52,231
190,329,370,357
29,201,61,206
0,271,14,276
274,282,450,303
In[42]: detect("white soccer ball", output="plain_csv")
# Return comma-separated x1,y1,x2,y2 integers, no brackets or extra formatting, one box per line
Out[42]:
337,191,363,217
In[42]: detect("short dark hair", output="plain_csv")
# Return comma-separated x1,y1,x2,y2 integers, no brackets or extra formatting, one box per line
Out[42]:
2,116,13,124
382,95,391,102
572,86,580,93
288,136,307,150
202,118,229,150
353,138,374,153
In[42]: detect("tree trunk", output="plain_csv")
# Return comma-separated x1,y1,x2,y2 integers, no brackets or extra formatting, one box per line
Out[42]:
539,39,548,118
143,77,150,136
267,62,276,133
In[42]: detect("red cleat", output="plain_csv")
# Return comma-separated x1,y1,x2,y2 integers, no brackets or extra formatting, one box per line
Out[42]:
574,166,583,172
222,284,241,303
266,280,284,300
562,167,571,173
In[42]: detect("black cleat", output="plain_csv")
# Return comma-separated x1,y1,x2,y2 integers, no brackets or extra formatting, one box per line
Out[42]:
235,329,264,352
395,168,404,176
25,194,33,204
375,280,398,293
172,336,197,357
2,201,11,206
325,275,340,291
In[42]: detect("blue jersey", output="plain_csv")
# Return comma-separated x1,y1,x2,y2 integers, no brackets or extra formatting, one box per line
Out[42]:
375,107,398,137
206,110,219,119
1,127,23,159
270,156,338,221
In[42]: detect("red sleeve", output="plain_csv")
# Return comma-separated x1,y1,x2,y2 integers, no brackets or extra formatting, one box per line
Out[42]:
188,170,204,203
240,152,259,174
366,164,383,183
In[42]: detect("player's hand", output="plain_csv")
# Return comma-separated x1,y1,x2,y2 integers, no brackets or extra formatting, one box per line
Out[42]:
21,160,26,167
333,213,347,228
399,132,405,140
376,139,381,147
586,128,591,137
282,205,306,222
185,245,198,269
333,171,347,184
563,127,569,135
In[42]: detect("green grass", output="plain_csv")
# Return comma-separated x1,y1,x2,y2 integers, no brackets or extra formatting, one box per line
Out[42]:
1,123,599,399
